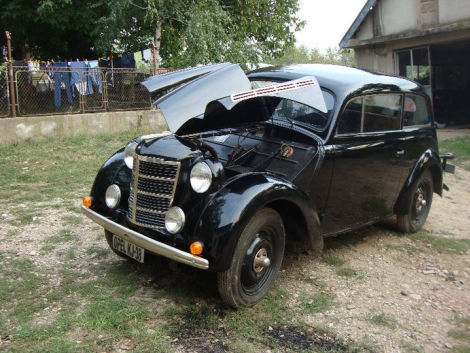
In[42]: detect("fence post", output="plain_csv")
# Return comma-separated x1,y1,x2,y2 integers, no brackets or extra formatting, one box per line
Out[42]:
5,31,16,117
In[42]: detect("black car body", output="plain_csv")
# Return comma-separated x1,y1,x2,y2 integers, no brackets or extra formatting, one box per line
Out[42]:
82,63,451,307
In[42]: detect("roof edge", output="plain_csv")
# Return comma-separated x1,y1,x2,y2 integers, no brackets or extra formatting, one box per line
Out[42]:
339,0,377,49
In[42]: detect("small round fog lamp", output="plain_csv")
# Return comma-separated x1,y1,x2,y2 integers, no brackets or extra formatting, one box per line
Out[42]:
165,207,185,234
105,184,121,209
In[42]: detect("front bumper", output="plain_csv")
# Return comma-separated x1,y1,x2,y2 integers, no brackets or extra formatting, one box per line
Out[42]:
81,205,209,270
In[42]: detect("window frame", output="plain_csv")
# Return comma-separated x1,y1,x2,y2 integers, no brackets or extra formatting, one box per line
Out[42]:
335,93,405,137
402,93,433,129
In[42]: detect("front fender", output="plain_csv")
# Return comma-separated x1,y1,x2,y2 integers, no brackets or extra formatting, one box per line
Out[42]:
394,148,443,215
89,149,131,215
192,173,321,272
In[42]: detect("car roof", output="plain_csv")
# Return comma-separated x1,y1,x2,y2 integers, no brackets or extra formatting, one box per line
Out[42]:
247,64,425,99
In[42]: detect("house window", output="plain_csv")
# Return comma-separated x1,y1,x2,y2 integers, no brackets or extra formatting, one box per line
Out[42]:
395,47,430,86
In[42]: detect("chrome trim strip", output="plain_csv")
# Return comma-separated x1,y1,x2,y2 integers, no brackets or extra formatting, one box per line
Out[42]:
135,207,166,215
138,174,178,182
137,155,181,165
81,205,209,270
132,156,139,222
136,190,173,198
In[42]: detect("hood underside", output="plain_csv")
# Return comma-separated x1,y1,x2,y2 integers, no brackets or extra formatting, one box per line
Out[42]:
141,63,327,135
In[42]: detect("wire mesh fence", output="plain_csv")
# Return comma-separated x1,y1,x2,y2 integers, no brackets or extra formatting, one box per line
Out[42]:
16,69,81,116
0,70,9,117
105,70,152,111
1,66,172,117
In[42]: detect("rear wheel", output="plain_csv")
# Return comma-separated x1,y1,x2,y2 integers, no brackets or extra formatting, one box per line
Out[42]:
397,170,433,233
217,208,285,308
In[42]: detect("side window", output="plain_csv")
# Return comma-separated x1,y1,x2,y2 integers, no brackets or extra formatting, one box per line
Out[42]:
337,98,362,134
403,95,431,126
363,94,402,132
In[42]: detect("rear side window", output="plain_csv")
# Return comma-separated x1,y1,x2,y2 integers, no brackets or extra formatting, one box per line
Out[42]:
337,97,362,134
403,95,431,127
363,94,402,132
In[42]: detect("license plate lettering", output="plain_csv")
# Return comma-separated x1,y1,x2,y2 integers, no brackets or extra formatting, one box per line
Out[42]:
112,235,144,263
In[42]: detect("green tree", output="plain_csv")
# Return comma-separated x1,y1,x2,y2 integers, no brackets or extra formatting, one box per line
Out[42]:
0,0,106,59
94,0,303,68
269,45,355,67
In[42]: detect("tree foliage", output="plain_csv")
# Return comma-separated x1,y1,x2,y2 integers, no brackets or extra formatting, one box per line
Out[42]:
268,45,355,67
1,0,304,67
0,0,106,59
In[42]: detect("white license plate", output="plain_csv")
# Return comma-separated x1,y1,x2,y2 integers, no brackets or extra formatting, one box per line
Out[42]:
112,235,145,263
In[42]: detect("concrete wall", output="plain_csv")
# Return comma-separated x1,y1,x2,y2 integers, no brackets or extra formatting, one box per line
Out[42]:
351,0,470,43
439,0,470,24
0,109,168,146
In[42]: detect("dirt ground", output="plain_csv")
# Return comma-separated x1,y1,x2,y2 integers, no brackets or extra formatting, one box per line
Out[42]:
1,130,469,353
278,163,470,352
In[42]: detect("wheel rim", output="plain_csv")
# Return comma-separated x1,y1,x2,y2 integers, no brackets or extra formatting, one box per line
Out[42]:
240,230,275,296
411,182,430,225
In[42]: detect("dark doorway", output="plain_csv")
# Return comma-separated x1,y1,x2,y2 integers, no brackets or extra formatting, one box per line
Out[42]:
431,39,470,125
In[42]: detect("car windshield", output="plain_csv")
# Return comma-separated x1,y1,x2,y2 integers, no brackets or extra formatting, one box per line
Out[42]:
251,80,335,131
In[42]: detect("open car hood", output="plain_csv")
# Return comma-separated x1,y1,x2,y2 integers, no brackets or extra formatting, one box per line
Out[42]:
141,63,327,134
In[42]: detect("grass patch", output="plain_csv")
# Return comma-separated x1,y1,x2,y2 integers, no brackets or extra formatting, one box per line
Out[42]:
299,293,335,314
322,255,346,267
0,130,152,204
386,244,423,255
86,245,109,259
406,230,470,254
368,312,397,329
401,340,424,352
61,214,82,225
440,136,470,171
336,267,357,277
448,329,470,341
43,229,74,244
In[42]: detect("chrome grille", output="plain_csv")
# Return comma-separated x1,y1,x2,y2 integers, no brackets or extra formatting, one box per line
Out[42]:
128,155,181,229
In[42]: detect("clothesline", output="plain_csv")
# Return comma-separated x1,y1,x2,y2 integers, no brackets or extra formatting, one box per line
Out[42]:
5,48,154,69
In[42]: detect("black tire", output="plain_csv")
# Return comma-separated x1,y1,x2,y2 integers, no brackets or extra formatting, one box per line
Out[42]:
104,230,133,260
217,208,285,308
397,170,433,233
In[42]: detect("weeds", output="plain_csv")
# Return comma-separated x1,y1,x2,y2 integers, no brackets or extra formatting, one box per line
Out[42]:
368,312,398,329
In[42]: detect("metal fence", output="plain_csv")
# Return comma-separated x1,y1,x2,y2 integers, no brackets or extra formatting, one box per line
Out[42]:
0,70,9,117
1,66,172,117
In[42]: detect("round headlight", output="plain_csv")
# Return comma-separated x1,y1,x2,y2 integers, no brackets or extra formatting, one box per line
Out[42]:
190,162,212,193
105,184,121,209
165,206,185,234
124,141,138,169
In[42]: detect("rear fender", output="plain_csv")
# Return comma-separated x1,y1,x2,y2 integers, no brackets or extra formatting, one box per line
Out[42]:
192,173,322,272
394,149,442,215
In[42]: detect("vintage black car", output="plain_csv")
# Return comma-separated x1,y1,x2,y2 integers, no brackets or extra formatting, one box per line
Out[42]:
81,63,453,308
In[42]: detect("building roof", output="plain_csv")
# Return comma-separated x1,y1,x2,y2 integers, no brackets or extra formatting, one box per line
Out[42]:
339,0,376,49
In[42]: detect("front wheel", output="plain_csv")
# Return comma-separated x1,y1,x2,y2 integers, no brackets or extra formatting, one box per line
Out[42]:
397,170,433,233
217,208,285,308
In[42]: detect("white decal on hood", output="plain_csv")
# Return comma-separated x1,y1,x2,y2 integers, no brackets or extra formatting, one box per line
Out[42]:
231,79,316,103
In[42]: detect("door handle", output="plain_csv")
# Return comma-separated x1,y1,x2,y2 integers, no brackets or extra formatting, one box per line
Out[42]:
396,149,405,157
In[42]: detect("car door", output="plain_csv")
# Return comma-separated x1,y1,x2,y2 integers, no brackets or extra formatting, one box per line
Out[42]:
321,94,406,235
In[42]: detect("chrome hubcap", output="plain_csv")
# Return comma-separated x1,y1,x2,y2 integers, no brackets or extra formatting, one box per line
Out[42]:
415,187,427,212
253,248,271,273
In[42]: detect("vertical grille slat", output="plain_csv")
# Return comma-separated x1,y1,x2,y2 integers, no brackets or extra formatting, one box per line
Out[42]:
128,155,180,229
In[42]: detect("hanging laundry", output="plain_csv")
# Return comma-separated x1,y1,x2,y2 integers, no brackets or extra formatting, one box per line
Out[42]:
52,62,73,107
86,60,102,94
134,51,144,69
70,61,88,96
142,49,152,61
121,53,135,68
